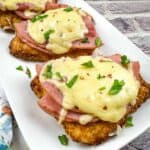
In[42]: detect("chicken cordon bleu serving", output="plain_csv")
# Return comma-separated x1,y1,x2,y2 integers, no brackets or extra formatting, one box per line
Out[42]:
31,54,150,145
9,4,101,61
0,0,57,31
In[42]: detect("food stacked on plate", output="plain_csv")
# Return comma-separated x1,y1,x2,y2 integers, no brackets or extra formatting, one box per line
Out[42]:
0,0,57,31
31,55,150,144
9,4,101,61
0,0,150,146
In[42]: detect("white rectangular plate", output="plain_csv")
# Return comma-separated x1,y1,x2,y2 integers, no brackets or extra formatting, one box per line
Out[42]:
0,0,150,150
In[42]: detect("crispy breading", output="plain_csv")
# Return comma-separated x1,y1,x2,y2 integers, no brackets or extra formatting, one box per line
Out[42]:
9,36,94,62
0,11,20,31
31,76,150,145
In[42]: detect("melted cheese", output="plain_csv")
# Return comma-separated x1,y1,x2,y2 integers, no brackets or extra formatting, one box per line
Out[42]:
79,115,93,125
0,0,50,11
58,108,67,124
40,56,140,123
24,10,37,17
27,8,88,54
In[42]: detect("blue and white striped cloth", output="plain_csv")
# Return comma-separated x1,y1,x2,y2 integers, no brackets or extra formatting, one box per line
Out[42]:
0,86,13,150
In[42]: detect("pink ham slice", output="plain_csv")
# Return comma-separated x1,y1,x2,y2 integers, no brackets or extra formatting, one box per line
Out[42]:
36,64,45,75
109,54,140,80
15,4,98,55
42,80,82,113
36,64,84,113
36,54,140,123
15,3,67,19
39,93,84,122
42,81,63,106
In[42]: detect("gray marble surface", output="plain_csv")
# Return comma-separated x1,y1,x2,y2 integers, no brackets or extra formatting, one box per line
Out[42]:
12,0,150,150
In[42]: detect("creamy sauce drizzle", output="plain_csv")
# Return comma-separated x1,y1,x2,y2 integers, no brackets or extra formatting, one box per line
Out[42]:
79,115,93,125
27,8,88,54
40,56,140,123
0,0,50,11
24,10,38,17
58,108,67,124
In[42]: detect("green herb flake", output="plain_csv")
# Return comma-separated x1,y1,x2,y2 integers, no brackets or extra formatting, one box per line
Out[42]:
125,116,134,127
81,60,94,68
99,87,106,91
31,14,48,23
108,79,125,95
95,37,102,47
58,134,68,145
81,37,89,43
64,7,73,12
121,55,130,66
16,65,23,71
56,72,63,80
43,64,53,79
66,75,78,88
26,67,32,78
97,73,105,80
44,29,55,40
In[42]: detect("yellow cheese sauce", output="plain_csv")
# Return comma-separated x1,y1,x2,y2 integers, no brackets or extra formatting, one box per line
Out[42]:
0,0,50,11
24,10,37,17
40,56,140,123
27,8,88,54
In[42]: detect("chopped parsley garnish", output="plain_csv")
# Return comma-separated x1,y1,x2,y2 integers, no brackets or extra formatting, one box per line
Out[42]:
26,67,32,78
108,79,125,95
99,87,106,91
64,7,73,12
31,14,48,23
16,66,32,78
16,65,23,71
56,72,63,80
82,37,89,43
121,55,130,66
95,37,102,47
97,73,105,80
44,29,55,40
125,116,134,127
58,134,68,145
81,60,94,68
66,75,78,88
43,64,53,79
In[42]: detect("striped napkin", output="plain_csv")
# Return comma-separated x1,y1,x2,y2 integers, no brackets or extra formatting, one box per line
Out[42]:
0,85,13,150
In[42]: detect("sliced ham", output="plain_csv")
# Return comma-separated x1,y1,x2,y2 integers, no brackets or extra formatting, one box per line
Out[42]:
45,3,67,10
109,54,140,80
15,4,98,55
42,81,63,106
109,54,121,64
16,2,35,11
131,61,140,80
36,64,45,75
38,93,84,122
0,1,58,19
42,80,82,113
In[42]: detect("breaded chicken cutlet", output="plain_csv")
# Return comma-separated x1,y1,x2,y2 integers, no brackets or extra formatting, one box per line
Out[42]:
0,11,20,31
9,4,101,61
30,55,150,145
